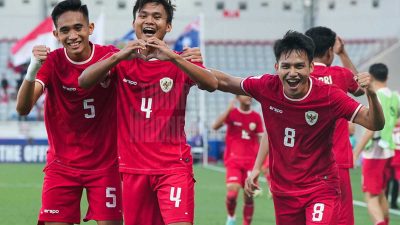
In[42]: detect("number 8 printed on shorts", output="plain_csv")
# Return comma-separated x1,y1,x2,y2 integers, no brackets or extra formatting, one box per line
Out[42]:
311,203,325,222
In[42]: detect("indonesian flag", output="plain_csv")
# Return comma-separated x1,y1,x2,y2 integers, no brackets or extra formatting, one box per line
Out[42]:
11,17,57,67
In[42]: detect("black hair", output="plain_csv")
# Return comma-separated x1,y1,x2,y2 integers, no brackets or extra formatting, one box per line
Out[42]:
133,0,175,24
51,0,89,27
305,26,336,58
273,30,315,63
369,63,388,82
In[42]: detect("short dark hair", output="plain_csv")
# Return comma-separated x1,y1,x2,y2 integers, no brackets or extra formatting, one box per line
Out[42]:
305,26,336,58
273,30,315,63
51,0,89,27
133,0,175,24
369,63,388,82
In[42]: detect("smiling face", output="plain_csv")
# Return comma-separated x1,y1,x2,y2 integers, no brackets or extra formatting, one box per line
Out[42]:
134,2,172,41
53,11,93,62
275,50,314,99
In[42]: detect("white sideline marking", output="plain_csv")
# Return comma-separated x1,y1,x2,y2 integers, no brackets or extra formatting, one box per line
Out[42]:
203,165,400,216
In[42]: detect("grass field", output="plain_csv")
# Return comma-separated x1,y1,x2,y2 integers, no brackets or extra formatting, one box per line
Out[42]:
0,163,399,224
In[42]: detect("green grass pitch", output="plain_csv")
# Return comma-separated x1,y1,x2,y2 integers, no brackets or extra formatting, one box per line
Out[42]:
0,163,399,224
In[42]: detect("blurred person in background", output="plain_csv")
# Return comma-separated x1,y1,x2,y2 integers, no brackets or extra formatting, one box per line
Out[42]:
387,119,400,209
212,95,264,225
354,63,399,225
305,26,364,225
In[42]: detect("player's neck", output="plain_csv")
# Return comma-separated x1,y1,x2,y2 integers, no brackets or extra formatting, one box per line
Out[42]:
375,82,387,90
66,43,92,62
313,57,330,66
239,105,251,112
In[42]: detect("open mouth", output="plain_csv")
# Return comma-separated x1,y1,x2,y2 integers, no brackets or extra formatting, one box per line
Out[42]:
143,27,156,37
286,79,300,88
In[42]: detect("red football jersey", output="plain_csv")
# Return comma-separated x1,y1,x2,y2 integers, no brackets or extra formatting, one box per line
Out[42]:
110,58,202,175
312,63,361,168
224,108,264,168
241,75,362,196
36,44,119,170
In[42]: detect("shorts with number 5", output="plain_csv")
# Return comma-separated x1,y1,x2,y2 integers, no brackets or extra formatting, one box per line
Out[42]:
38,163,123,224
272,186,340,225
122,172,195,225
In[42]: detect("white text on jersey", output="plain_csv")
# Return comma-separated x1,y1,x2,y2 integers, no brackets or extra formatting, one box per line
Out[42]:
123,78,138,86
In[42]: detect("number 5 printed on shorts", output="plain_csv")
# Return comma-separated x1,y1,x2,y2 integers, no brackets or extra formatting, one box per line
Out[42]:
170,187,182,207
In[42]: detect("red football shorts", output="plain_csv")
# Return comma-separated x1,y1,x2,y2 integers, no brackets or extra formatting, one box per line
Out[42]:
38,162,123,224
362,158,391,195
226,165,252,187
122,172,195,225
272,186,340,225
337,168,354,225
392,150,400,180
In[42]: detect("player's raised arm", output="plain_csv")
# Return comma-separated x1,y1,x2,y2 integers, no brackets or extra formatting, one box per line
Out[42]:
211,69,247,96
145,37,217,92
212,98,236,130
78,40,146,89
352,72,385,130
16,45,49,115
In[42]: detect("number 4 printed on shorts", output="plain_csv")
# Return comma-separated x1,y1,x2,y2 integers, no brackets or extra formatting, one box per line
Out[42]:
170,187,182,207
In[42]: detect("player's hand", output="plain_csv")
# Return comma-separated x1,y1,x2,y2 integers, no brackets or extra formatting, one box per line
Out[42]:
181,47,203,63
333,36,345,55
145,37,176,61
356,72,375,94
116,39,147,61
244,169,260,197
32,45,50,64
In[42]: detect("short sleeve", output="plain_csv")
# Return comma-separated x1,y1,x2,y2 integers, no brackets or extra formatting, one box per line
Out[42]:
343,68,361,94
241,75,267,99
331,86,363,122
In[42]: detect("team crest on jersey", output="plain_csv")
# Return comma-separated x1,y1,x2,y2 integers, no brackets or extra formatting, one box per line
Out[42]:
249,122,256,131
305,111,318,126
160,77,173,93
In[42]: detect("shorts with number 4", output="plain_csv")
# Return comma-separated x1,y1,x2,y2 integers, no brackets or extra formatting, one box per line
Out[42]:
38,163,123,224
122,172,195,225
272,187,340,225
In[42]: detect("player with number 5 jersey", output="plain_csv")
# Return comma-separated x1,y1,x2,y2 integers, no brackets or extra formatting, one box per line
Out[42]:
16,1,122,225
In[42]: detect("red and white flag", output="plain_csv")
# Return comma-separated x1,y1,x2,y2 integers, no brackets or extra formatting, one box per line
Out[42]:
11,17,57,67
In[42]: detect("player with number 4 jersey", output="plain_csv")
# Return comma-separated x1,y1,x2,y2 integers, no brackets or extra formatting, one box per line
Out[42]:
78,1,218,225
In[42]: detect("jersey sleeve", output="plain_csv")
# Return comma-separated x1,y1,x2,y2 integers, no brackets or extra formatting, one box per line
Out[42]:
241,75,267,99
343,68,361,94
331,86,363,122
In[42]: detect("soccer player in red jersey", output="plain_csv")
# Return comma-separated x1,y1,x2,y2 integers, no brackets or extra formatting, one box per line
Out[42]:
16,1,123,225
78,1,218,224
305,26,365,225
211,31,384,225
212,96,264,225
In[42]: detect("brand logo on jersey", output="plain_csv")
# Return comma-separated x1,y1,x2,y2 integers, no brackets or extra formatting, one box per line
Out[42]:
123,78,138,86
305,111,318,126
43,209,60,214
269,106,283,114
62,85,76,92
160,77,173,93
233,121,242,126
249,122,256,131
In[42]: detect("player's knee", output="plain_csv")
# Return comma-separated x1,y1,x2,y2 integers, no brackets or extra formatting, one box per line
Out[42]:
227,190,238,202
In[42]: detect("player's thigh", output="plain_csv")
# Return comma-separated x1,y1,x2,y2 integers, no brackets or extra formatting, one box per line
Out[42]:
156,173,195,225
305,188,340,225
122,173,164,225
39,167,83,224
272,195,305,225
84,169,123,223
